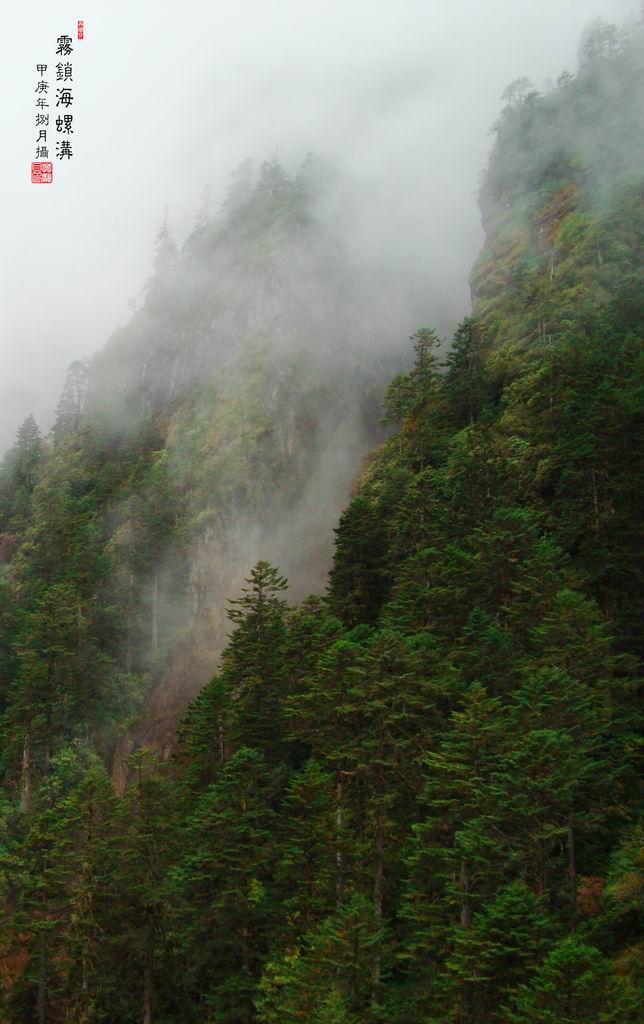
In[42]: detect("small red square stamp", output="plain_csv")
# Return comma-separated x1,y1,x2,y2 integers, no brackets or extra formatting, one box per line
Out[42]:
78,20,84,39
31,161,53,184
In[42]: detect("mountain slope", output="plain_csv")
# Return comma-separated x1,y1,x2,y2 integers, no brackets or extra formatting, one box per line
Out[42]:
0,156,402,789
164,28,643,1022
0,20,642,1024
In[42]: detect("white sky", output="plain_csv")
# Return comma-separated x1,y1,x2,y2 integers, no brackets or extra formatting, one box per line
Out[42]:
0,0,636,451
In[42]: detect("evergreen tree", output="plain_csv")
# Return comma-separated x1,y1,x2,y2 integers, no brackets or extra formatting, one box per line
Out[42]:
444,317,492,427
223,561,290,763
170,747,277,1023
507,935,611,1023
52,361,88,444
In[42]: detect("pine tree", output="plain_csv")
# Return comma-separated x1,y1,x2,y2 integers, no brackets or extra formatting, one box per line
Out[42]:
273,759,337,939
223,561,290,763
52,361,88,444
170,747,277,1023
328,495,390,627
444,317,492,427
1,746,120,1024
506,935,611,1023
256,895,381,1024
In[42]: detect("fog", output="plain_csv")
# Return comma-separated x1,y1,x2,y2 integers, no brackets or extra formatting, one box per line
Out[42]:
0,0,635,452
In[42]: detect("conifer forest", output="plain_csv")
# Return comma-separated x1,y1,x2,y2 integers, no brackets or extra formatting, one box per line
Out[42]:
0,13,642,1024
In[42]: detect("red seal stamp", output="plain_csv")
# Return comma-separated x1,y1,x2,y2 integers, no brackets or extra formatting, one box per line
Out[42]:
78,20,84,39
31,161,53,184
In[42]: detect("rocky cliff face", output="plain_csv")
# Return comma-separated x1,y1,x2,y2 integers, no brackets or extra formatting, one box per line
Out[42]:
64,158,408,781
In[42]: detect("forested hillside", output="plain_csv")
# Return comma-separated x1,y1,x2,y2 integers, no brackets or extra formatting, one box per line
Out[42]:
0,20,642,1024
0,155,401,787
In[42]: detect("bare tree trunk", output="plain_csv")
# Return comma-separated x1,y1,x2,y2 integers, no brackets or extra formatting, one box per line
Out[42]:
241,923,251,975
371,810,385,1005
568,819,577,916
218,721,226,765
20,734,32,813
534,846,547,897
44,660,54,774
36,939,46,1024
591,469,601,532
151,571,159,654
460,858,472,928
143,946,153,1024
126,571,135,673
336,778,345,906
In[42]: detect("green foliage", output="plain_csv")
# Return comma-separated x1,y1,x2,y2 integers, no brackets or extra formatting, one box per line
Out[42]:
506,935,611,1023
0,23,641,1024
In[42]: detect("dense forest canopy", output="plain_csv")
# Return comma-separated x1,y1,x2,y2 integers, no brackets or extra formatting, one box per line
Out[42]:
0,18,642,1024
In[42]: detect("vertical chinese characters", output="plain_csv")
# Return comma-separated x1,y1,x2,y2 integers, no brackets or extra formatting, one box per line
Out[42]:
34,63,49,158
31,58,52,182
55,35,74,160
31,30,79,181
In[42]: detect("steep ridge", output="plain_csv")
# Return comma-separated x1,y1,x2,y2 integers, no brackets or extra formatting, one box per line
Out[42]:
0,156,405,790
162,27,643,1021
0,21,642,1024
469,29,644,654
